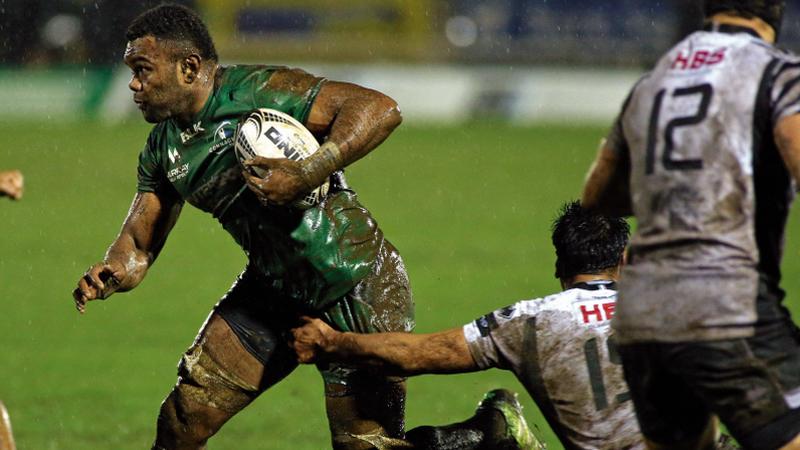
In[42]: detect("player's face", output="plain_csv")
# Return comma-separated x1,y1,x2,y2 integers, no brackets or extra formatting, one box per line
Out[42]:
124,36,186,123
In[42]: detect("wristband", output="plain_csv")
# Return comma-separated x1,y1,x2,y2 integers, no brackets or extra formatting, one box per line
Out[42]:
300,141,344,189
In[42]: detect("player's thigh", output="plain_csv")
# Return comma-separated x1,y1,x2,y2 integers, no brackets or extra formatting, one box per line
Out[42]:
322,239,414,334
163,276,300,428
618,342,714,446
324,376,407,449
670,320,800,449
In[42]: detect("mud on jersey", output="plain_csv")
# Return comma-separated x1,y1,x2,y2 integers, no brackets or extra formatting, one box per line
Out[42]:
463,282,643,450
609,26,800,342
137,65,384,310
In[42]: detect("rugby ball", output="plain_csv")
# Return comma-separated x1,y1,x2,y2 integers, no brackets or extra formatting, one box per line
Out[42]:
235,108,329,209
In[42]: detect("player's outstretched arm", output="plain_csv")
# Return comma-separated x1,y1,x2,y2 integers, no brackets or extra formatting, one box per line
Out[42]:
72,191,182,313
291,316,478,377
243,69,402,205
775,114,800,186
582,138,632,216
0,170,23,200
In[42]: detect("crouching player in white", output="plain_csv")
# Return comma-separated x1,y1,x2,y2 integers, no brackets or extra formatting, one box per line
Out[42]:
292,202,647,449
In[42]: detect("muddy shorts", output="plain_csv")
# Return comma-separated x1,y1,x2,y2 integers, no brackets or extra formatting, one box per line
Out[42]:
619,280,800,449
215,239,414,388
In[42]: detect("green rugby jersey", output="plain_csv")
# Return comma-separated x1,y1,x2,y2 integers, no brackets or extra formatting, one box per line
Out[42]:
137,65,383,310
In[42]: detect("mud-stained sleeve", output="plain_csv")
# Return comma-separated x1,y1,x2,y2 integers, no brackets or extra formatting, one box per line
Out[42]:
771,59,800,123
255,67,326,124
462,303,536,372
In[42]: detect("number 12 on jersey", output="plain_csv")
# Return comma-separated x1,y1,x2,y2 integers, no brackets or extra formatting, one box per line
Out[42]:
584,335,631,411
645,83,714,175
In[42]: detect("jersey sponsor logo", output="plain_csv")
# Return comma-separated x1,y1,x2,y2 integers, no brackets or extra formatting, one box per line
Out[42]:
180,121,205,144
167,163,190,182
670,47,726,71
167,146,181,164
265,126,303,161
576,300,616,325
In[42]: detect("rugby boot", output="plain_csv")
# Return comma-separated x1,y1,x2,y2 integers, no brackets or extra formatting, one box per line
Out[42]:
716,434,741,450
474,389,546,450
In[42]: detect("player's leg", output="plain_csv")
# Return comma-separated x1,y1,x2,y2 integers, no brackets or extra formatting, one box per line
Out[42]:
324,377,408,449
0,401,16,450
404,389,545,450
664,287,800,450
617,342,719,450
320,240,414,449
153,273,299,450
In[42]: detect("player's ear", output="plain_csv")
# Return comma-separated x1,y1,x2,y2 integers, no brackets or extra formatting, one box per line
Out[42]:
180,54,202,84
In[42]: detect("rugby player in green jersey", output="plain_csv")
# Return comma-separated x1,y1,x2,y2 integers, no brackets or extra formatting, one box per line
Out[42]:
71,5,413,449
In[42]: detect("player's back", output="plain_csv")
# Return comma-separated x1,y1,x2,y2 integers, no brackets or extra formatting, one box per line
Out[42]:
464,281,643,449
615,26,800,342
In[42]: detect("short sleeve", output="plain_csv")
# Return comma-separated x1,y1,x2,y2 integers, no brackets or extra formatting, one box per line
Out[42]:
770,59,800,124
462,301,539,371
136,137,178,199
254,67,326,124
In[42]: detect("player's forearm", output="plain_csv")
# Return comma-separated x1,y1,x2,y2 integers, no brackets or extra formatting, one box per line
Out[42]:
102,235,151,292
326,89,402,160
102,192,182,292
301,86,401,188
330,329,477,377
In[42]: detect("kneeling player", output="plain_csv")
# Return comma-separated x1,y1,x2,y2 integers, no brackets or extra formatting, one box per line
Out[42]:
292,202,643,449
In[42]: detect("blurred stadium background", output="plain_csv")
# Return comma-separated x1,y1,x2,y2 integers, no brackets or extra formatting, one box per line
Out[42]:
2,1,800,449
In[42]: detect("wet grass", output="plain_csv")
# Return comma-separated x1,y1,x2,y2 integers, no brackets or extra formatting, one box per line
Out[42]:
1,120,798,448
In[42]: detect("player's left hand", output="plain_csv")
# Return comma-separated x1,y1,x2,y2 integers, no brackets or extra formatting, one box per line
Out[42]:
290,316,339,364
242,157,307,205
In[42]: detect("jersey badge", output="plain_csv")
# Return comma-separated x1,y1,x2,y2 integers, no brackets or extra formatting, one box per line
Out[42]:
208,121,235,154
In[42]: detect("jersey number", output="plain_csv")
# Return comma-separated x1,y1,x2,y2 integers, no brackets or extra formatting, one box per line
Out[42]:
584,335,630,411
645,83,714,174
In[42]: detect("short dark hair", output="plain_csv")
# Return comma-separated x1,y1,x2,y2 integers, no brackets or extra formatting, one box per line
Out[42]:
126,4,218,61
703,0,785,35
552,201,629,280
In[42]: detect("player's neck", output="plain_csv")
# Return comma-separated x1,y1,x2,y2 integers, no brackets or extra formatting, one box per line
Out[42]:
707,13,775,43
561,272,619,290
174,64,219,128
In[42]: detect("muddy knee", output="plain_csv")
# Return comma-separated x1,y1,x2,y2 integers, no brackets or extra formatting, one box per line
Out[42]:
154,344,259,449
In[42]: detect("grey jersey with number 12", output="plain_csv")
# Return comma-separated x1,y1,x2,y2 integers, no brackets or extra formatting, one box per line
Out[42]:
609,27,800,343
463,282,643,450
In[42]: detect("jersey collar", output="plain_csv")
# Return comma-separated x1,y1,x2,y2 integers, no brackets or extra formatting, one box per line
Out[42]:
703,23,761,39
571,280,617,291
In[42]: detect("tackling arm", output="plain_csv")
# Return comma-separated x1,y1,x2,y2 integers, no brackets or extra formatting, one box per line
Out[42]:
291,317,478,377
72,191,182,313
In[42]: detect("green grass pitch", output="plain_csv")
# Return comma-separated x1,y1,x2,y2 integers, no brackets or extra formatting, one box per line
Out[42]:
1,120,799,449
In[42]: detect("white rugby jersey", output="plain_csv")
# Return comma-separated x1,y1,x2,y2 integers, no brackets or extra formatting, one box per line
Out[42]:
463,281,643,450
608,25,800,342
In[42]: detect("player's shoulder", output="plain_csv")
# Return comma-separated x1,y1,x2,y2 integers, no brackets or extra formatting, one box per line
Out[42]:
143,122,170,153
219,64,318,87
